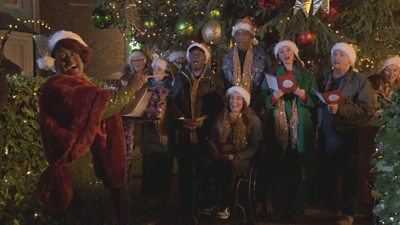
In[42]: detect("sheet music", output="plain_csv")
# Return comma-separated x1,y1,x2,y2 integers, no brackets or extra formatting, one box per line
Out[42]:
265,74,279,91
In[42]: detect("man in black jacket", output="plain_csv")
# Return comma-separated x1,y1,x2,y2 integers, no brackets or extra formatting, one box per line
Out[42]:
169,42,224,214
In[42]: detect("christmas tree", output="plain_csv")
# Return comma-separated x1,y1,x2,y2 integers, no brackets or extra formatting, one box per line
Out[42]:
97,0,400,76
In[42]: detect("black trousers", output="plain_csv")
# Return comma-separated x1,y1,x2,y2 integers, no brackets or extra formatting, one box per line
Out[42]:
319,151,358,215
176,139,202,212
270,150,302,217
141,152,174,198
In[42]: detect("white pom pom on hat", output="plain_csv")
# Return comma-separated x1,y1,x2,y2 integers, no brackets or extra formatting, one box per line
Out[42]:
226,86,251,107
36,54,55,71
331,42,357,67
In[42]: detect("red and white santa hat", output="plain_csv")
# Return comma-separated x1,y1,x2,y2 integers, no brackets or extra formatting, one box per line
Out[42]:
151,58,169,71
36,30,90,71
231,17,259,45
226,85,251,107
381,55,400,72
186,42,211,64
167,50,186,63
331,42,357,68
274,40,305,66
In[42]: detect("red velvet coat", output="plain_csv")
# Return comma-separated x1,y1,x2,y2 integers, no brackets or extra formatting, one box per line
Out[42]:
37,75,126,211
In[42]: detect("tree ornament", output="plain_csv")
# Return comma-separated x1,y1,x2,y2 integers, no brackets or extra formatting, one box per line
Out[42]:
294,0,312,17
297,30,316,47
143,17,155,29
92,6,114,29
258,0,284,11
320,4,340,22
201,20,222,44
209,9,221,19
175,17,194,37
312,0,329,15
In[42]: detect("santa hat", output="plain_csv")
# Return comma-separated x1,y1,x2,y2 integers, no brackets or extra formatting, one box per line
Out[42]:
231,17,259,45
186,42,211,64
274,40,305,66
151,58,168,71
36,30,90,71
380,55,400,72
331,42,357,67
128,50,147,64
226,86,251,107
167,51,186,63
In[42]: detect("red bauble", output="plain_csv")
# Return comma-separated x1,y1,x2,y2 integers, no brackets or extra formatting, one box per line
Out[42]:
297,30,316,47
320,5,340,23
258,0,284,11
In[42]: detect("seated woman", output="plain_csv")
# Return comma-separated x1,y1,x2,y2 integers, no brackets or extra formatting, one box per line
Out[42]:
36,30,146,225
202,86,261,220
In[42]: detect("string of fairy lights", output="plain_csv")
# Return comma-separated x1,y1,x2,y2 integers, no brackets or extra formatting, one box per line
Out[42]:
0,18,52,40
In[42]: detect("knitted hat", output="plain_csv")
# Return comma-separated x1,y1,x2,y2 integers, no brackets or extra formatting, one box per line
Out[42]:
226,86,251,107
331,42,357,67
151,58,168,71
380,55,400,72
167,51,186,63
186,42,211,64
37,30,91,71
231,17,259,45
274,40,304,66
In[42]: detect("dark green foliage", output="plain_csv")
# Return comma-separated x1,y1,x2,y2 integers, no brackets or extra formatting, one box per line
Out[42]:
372,91,400,224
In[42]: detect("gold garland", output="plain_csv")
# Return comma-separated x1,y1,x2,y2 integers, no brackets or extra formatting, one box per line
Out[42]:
233,45,253,93
274,98,299,153
219,112,247,151
188,69,206,143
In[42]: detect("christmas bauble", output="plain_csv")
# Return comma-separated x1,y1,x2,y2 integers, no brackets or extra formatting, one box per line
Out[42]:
175,18,194,37
297,30,316,47
201,20,222,44
92,6,114,29
258,0,284,11
320,5,340,23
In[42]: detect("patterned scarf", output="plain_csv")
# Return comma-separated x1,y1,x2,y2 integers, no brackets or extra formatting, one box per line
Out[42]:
219,112,247,151
188,67,206,143
233,45,254,93
274,95,299,152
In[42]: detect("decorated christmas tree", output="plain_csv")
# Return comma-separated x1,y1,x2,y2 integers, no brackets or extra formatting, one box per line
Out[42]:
92,0,400,75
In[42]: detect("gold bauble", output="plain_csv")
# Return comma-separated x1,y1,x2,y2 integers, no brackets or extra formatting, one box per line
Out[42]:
201,20,222,44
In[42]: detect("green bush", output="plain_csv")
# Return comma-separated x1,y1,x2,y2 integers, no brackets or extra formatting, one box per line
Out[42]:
0,75,59,225
372,91,400,224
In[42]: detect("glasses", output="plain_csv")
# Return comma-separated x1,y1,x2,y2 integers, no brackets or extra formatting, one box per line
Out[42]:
132,59,145,63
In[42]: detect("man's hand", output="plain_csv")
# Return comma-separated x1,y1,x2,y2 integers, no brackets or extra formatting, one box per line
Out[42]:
328,103,339,114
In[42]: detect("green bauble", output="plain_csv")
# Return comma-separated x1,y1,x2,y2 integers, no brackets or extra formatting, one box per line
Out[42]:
175,17,194,37
92,6,114,29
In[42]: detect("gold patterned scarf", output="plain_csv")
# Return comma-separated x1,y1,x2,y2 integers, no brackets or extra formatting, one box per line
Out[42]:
233,45,254,93
188,67,206,143
274,98,299,152
219,112,247,151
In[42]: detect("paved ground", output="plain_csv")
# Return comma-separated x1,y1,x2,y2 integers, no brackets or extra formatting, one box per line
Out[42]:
128,176,375,225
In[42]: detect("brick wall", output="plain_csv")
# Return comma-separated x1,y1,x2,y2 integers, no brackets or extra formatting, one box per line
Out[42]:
39,0,125,80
